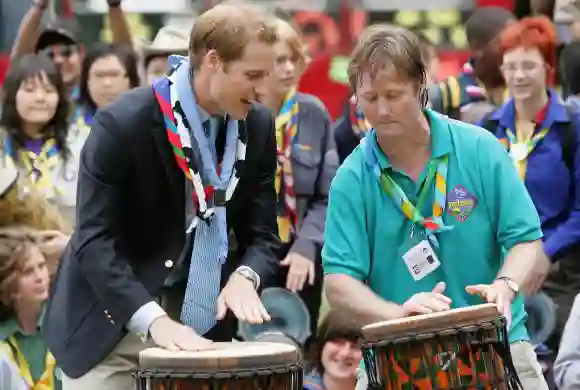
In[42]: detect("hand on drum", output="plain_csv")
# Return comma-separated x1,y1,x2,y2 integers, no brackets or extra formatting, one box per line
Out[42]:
216,273,271,324
465,283,513,329
149,315,213,352
402,282,452,316
280,252,315,293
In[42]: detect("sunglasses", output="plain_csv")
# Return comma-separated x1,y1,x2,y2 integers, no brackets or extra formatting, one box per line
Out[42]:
42,45,77,60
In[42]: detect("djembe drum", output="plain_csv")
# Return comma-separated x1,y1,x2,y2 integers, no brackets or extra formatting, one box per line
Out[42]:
361,304,522,390
134,341,304,390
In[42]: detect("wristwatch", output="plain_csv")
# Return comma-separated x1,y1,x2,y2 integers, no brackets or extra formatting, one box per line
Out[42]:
495,276,519,295
234,266,260,290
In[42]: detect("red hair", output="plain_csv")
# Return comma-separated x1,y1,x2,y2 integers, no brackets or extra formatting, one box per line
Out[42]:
499,16,557,85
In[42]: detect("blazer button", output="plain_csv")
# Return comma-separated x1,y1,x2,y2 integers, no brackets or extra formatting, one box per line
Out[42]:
165,260,174,268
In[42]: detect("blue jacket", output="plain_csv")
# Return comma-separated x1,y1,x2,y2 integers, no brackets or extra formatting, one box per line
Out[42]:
477,89,580,259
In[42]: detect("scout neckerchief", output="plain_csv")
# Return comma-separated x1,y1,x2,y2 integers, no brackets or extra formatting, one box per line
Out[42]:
0,336,56,390
505,100,549,181
3,134,61,194
364,129,452,248
74,107,93,135
153,55,245,261
275,88,299,243
349,95,371,138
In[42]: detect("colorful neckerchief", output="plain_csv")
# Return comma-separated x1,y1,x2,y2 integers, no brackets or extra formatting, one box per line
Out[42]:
153,65,245,226
275,88,299,243
364,130,452,247
4,135,61,194
0,335,56,390
74,108,93,135
349,95,371,138
504,99,550,180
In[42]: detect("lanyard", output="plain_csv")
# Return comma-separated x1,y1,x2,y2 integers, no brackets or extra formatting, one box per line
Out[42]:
6,336,55,390
505,125,549,180
379,156,451,247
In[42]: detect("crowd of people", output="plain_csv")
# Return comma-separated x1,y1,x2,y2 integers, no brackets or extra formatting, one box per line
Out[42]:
1,0,580,389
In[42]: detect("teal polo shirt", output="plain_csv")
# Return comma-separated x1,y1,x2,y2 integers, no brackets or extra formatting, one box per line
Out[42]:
323,109,543,343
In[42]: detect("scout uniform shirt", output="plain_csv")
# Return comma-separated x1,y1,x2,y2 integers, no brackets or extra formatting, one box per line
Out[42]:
322,108,543,344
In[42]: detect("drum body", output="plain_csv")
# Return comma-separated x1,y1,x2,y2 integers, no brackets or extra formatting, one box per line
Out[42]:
134,342,304,390
361,304,522,390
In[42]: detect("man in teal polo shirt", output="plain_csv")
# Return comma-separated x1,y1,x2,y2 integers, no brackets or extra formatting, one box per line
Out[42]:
323,25,549,390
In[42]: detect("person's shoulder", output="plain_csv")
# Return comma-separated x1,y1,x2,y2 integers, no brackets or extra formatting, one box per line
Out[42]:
331,142,367,191
245,102,273,128
93,86,159,138
442,113,500,145
296,93,330,116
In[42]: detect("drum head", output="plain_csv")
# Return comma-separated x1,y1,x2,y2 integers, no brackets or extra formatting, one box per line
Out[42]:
139,342,300,371
362,303,501,340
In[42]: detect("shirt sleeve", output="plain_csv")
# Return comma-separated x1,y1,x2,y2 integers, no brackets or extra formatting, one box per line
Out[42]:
322,166,371,281
477,132,543,250
126,301,167,342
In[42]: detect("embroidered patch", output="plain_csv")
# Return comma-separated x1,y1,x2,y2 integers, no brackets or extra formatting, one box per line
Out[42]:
447,184,478,222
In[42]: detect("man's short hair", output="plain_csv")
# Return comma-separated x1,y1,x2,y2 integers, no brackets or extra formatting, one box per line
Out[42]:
189,4,279,69
348,24,426,91
465,7,515,47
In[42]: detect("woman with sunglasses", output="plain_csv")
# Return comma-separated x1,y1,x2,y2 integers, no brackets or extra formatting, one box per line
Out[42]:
72,43,140,134
0,54,83,226
255,17,338,348
478,16,580,352
0,227,66,390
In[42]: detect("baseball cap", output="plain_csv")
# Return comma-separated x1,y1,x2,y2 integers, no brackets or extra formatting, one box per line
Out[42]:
35,18,80,52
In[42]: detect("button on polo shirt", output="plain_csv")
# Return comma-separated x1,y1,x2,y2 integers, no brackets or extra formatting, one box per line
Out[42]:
323,109,543,343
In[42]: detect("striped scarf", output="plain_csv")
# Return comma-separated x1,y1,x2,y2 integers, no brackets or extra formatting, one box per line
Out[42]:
0,336,56,390
275,89,299,243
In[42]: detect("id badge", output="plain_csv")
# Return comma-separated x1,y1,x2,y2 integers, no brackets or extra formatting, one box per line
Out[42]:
403,240,441,281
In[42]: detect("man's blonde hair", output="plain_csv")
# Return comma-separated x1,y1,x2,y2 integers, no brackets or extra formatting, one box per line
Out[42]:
274,17,310,75
189,4,279,69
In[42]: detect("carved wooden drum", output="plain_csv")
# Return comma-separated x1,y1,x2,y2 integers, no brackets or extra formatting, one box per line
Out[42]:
361,304,522,390
134,341,304,390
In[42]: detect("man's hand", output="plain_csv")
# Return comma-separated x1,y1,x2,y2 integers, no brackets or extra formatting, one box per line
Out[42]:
216,273,271,324
402,282,452,316
523,251,551,296
149,315,214,351
466,281,514,328
280,252,315,293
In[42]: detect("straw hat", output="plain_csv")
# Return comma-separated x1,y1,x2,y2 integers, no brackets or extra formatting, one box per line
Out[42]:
0,155,18,197
143,26,190,56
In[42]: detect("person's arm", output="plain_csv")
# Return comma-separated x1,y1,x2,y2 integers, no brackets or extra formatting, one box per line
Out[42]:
478,131,544,287
322,167,406,326
10,0,46,62
234,111,282,288
543,118,580,260
290,103,339,260
106,0,133,48
73,109,164,335
554,294,580,390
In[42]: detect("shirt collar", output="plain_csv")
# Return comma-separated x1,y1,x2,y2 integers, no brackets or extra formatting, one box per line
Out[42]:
492,89,570,129
373,109,452,170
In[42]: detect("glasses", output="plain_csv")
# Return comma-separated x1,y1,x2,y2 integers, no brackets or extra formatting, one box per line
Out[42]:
42,45,77,59
500,61,544,75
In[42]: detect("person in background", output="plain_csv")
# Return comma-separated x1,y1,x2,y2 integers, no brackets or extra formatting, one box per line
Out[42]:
478,16,580,354
323,24,549,389
142,25,189,85
429,7,515,124
553,293,580,390
73,43,140,134
304,310,363,390
334,29,439,165
256,17,338,348
10,0,133,106
560,40,580,107
0,54,82,226
0,227,66,390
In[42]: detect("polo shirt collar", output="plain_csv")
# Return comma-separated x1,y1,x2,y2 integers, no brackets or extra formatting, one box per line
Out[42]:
372,109,452,170
492,88,569,130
